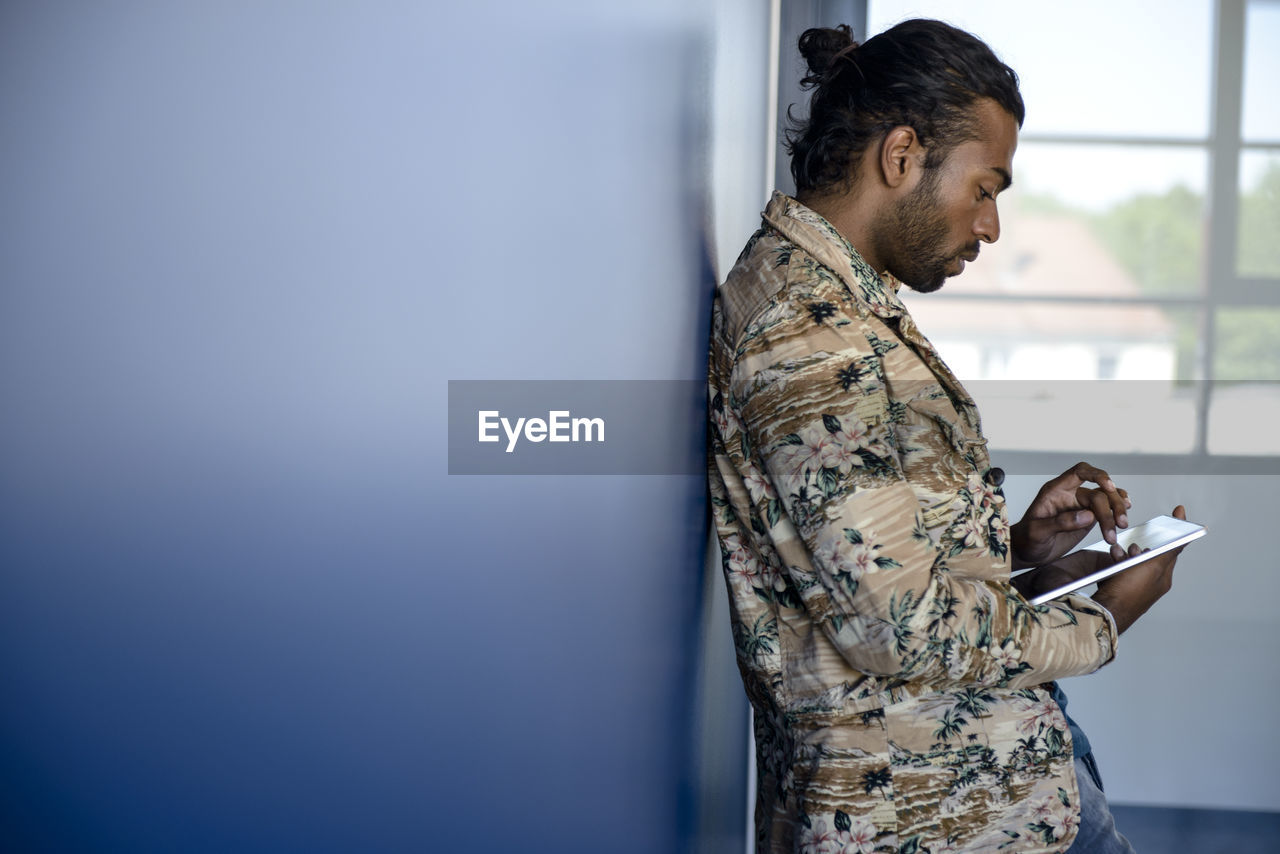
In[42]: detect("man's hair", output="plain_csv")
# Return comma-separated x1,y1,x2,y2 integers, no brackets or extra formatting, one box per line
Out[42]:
786,19,1025,195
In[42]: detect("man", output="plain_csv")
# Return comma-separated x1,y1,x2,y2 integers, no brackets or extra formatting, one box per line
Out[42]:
707,19,1185,853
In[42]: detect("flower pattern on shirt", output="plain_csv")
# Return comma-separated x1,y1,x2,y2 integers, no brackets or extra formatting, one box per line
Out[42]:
708,193,1119,853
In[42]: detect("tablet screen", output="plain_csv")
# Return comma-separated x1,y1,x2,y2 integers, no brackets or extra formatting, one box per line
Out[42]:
1025,514,1206,606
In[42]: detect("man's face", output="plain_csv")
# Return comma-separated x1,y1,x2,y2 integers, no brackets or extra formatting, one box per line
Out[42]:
878,99,1018,293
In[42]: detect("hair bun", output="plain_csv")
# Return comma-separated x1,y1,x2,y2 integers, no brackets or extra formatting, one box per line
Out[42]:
797,25,857,84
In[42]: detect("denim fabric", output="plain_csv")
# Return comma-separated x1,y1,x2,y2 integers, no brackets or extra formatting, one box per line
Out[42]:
1067,754,1136,853
1049,681,1092,760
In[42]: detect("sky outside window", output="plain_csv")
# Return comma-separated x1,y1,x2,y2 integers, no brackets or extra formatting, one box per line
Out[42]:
1243,0,1280,141
867,0,1213,140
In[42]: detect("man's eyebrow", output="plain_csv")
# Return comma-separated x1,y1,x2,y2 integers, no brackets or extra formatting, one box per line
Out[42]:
991,166,1013,192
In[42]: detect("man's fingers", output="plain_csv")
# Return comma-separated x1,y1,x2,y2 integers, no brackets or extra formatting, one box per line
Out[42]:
1120,488,1132,510
1048,461,1121,496
1086,488,1131,545
1051,507,1094,532
1084,489,1120,542
1066,461,1118,493
1167,506,1190,557
1020,509,1091,554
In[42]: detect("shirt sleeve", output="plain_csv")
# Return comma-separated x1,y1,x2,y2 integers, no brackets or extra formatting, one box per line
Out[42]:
728,316,1118,692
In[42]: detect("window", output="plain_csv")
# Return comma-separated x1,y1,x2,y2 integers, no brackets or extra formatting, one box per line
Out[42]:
852,0,1280,466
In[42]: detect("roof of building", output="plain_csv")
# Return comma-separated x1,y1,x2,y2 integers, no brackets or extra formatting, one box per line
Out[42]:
901,213,1177,341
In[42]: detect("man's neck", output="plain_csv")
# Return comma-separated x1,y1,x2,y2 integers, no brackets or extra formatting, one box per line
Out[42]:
796,188,886,275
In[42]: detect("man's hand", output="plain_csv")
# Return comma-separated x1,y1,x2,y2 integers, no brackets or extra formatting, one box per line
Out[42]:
1010,461,1131,569
1092,504,1188,634
1009,548,1135,601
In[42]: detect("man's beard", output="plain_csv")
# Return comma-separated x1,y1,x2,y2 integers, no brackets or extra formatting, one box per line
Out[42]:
876,169,977,293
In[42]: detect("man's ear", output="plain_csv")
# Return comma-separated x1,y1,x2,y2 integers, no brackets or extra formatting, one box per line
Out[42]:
879,125,924,189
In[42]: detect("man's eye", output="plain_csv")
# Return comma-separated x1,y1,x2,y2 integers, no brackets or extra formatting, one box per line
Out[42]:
978,187,995,202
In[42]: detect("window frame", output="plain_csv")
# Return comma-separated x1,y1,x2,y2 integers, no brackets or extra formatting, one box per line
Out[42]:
772,0,1280,472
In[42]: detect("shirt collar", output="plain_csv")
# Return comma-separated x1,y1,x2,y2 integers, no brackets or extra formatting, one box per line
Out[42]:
761,191,909,320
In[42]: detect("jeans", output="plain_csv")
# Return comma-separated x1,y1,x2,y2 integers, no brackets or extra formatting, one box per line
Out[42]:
1067,753,1136,853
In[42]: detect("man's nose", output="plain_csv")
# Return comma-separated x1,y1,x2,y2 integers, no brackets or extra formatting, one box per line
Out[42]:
975,204,1000,244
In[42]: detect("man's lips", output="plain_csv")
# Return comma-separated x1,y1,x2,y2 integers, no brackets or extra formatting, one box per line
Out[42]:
949,248,980,276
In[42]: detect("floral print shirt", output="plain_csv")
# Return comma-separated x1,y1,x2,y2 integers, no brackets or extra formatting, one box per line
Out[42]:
707,193,1120,853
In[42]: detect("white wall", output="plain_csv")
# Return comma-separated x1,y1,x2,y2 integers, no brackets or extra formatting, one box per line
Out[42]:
0,3,723,852
1001,473,1280,811
691,3,776,852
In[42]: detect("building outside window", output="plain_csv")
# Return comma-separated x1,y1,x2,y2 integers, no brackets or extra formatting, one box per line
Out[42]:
854,0,1280,465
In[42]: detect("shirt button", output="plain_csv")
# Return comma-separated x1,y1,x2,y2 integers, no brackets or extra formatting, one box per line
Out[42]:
985,467,1005,487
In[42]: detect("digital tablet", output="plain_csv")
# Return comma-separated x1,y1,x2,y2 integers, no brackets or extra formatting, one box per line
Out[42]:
1026,514,1207,606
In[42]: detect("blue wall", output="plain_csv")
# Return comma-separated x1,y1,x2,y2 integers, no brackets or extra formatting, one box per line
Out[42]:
1,2,718,851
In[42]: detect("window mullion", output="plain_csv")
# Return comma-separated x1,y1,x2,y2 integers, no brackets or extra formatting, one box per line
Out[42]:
1199,0,1248,454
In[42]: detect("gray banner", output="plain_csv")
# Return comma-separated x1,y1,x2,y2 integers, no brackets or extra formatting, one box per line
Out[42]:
448,380,706,475
448,379,1280,476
